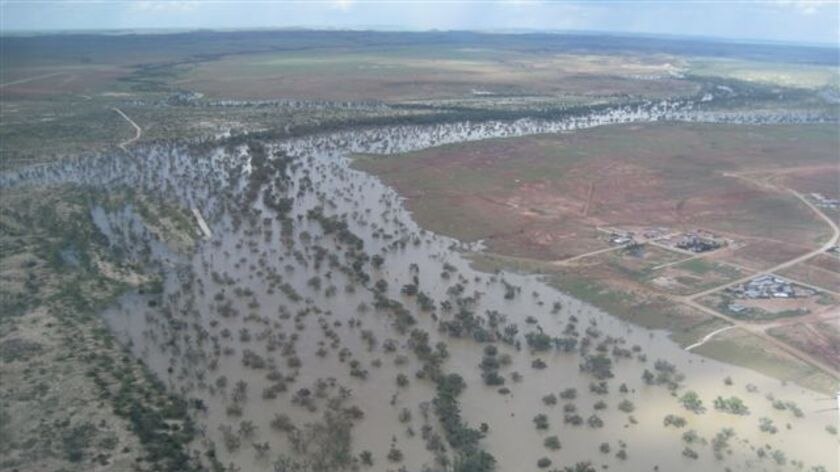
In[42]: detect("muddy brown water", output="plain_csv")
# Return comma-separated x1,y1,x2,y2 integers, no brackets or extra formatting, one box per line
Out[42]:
4,102,838,471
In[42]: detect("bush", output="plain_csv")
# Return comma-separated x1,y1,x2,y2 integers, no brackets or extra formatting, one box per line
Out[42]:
759,417,777,434
663,414,687,428
453,450,496,472
525,332,553,351
563,463,596,472
359,450,373,466
618,399,635,413
531,358,547,369
533,414,549,430
679,390,705,414
387,446,403,462
579,355,613,379
713,396,749,415
543,436,561,450
62,423,95,462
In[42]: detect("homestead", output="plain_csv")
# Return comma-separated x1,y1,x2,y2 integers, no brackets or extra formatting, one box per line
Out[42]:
657,230,728,254
726,274,817,300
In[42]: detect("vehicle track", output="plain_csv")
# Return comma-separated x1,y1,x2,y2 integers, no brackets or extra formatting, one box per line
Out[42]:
112,107,142,152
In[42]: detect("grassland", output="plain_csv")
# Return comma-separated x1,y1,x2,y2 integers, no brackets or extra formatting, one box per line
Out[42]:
768,321,840,375
3,29,836,171
646,258,746,295
693,328,837,394
177,47,699,102
689,57,840,89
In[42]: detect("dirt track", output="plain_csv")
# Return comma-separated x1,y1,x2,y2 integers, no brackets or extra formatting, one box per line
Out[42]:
684,325,737,351
0,72,65,88
112,107,142,151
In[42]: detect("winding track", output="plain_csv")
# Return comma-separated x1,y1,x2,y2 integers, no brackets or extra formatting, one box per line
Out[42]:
112,107,143,152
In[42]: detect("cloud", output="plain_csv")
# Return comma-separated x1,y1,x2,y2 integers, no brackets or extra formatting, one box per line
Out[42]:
331,0,356,12
130,0,199,13
774,0,829,15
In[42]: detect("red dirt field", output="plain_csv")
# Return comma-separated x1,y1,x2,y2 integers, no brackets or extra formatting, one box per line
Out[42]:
780,165,840,197
356,123,838,263
779,254,840,293
808,253,840,273
727,239,816,271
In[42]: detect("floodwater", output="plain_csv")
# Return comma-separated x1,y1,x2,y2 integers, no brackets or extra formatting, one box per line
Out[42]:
3,101,837,472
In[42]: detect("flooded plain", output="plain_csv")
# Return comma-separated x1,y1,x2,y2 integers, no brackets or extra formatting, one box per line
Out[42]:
3,101,837,472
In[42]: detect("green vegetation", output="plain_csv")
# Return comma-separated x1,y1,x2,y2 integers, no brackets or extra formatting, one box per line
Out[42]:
679,391,706,414
695,333,837,395
543,436,561,450
618,399,635,413
0,186,200,471
713,396,750,415
533,414,549,430
663,414,687,428
759,417,778,434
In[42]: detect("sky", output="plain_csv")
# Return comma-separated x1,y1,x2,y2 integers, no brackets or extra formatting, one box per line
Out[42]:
1,0,839,46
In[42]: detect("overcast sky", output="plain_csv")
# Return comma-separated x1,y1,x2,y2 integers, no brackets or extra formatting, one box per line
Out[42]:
2,0,839,46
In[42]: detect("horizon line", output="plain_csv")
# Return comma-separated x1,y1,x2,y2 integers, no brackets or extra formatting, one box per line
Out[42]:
2,25,838,49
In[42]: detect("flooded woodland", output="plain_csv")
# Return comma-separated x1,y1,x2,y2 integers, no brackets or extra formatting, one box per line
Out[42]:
2,100,836,472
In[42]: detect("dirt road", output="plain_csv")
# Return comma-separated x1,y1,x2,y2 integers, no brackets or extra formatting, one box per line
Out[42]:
112,107,142,151
0,72,65,88
684,325,737,351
